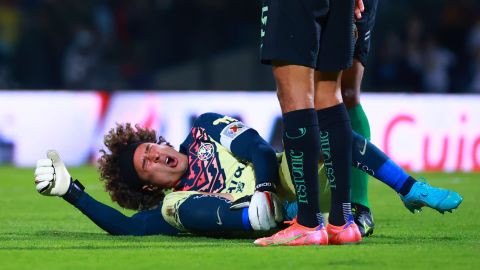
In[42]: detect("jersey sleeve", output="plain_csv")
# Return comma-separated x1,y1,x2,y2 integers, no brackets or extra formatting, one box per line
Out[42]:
193,113,279,191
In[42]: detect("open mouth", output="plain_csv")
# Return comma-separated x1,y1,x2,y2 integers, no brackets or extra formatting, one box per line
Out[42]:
165,156,178,168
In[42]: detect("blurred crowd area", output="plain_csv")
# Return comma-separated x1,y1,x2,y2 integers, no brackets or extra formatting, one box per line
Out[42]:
0,0,479,92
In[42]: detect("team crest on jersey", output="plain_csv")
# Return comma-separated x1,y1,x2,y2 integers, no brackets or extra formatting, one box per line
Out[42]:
197,142,214,161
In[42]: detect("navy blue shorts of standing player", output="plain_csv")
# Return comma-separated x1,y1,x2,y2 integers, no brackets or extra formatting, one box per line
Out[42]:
354,0,378,67
260,0,355,72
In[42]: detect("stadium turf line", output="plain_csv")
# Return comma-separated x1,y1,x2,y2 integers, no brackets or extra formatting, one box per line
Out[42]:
0,166,479,270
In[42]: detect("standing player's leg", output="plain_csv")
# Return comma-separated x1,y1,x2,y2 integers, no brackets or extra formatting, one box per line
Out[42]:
274,64,323,230
342,60,375,236
253,0,331,246
341,0,378,237
254,67,328,247
314,0,361,245
315,71,361,245
314,71,353,227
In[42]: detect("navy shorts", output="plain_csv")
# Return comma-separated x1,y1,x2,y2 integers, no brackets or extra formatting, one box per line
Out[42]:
353,0,378,67
260,0,355,72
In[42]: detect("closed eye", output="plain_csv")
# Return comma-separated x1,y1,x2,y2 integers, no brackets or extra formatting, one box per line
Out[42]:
142,144,152,170
142,157,147,170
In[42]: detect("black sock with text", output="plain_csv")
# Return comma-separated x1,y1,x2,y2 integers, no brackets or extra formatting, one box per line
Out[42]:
283,109,322,228
317,104,353,226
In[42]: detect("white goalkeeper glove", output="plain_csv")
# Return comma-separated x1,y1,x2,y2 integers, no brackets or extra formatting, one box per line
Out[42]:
230,191,283,231
34,150,71,196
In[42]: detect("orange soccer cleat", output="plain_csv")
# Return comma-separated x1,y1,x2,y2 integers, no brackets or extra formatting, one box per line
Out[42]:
254,219,328,246
326,219,362,245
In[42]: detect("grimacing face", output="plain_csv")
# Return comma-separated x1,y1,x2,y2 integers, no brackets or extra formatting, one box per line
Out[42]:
132,142,188,189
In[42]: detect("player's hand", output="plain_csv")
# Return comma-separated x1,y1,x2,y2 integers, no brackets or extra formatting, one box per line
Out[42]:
249,191,283,230
355,0,364,20
230,191,283,231
34,150,71,196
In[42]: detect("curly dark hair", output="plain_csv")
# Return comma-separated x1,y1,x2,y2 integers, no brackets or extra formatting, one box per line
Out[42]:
97,123,170,211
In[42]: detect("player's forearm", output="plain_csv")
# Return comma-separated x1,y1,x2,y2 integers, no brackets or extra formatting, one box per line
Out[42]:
231,130,279,191
64,182,178,236
73,192,143,235
250,144,280,191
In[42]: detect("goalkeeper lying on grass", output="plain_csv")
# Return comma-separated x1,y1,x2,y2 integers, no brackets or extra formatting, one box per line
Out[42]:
34,113,462,244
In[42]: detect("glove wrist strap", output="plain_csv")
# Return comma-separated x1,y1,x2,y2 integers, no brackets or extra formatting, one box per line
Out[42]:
255,182,276,193
62,179,85,205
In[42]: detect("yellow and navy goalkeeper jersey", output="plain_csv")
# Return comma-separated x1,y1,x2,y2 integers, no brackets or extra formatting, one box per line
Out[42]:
161,113,330,231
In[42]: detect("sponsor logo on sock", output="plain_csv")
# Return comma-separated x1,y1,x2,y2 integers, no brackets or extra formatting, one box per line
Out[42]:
285,128,306,139
289,150,308,203
320,131,336,189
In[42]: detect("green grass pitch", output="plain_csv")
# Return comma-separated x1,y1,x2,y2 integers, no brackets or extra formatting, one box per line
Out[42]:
0,166,479,270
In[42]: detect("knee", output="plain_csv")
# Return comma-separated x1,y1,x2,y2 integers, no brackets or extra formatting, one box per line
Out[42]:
276,88,314,112
341,88,360,109
273,65,315,112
